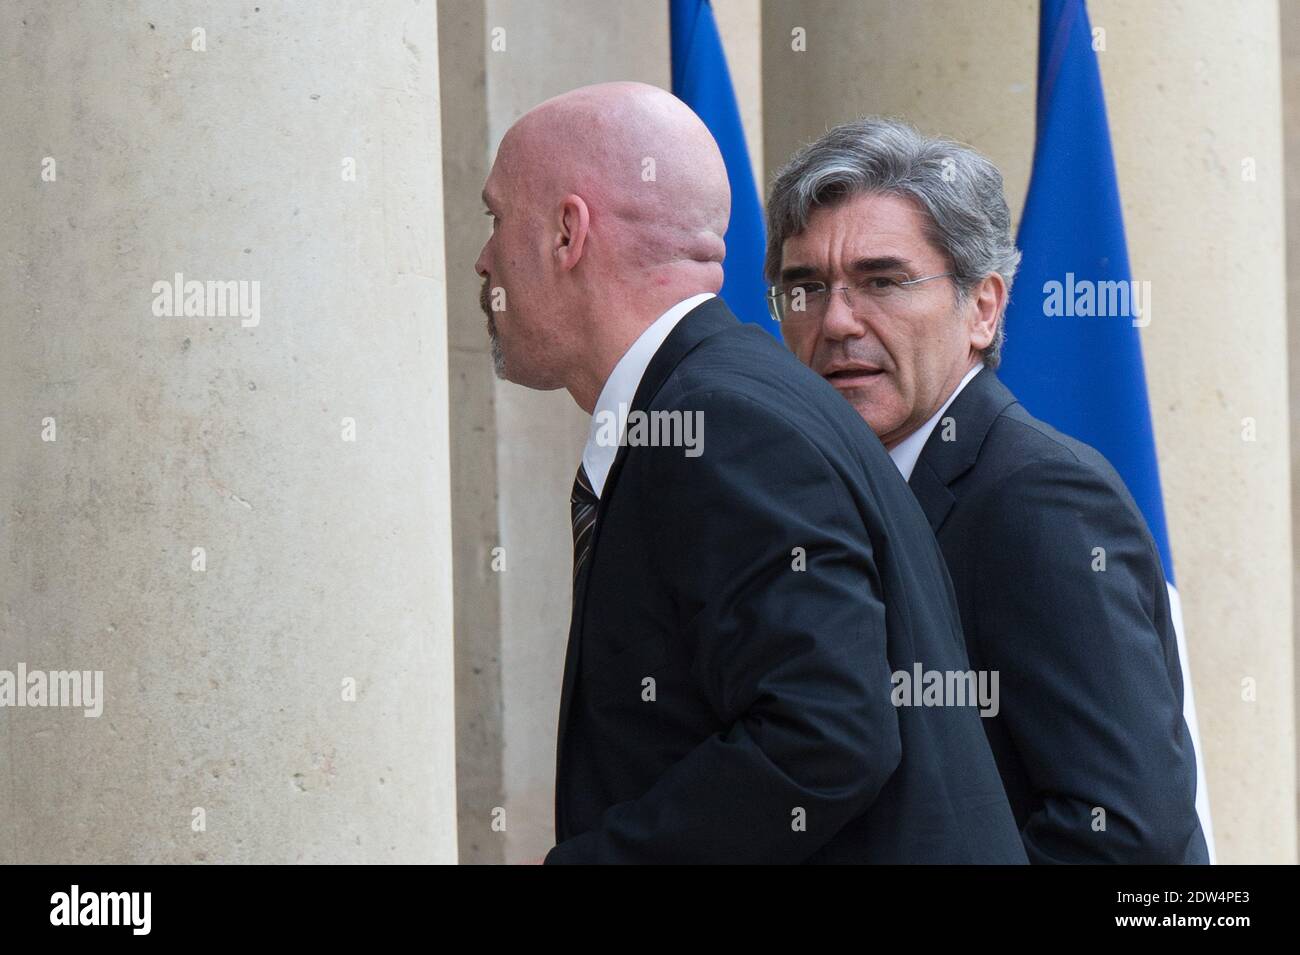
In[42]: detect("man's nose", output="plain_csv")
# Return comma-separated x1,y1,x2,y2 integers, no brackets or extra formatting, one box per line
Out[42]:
474,246,489,278
820,287,864,342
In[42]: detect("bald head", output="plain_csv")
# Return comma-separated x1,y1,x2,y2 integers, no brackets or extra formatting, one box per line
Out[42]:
476,82,732,410
502,82,730,271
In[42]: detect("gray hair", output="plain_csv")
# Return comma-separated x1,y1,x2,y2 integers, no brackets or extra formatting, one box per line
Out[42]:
765,117,1021,369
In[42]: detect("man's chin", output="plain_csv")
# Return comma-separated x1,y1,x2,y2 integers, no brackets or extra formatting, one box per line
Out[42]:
490,354,564,393
835,387,902,441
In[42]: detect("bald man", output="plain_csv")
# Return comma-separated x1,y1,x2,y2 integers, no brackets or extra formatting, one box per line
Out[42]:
476,82,1026,864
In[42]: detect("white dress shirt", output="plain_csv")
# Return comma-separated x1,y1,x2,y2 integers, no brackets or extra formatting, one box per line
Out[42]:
887,363,984,482
581,292,716,498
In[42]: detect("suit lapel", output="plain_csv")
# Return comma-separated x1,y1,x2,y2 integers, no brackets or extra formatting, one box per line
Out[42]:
909,458,956,534
908,368,1018,533
555,297,739,827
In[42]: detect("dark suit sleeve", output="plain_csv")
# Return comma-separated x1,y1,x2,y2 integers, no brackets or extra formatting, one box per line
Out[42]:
545,390,901,864
973,454,1203,863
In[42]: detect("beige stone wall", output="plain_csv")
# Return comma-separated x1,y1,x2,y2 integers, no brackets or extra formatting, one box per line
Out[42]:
1282,0,1300,857
0,0,457,862
760,0,1295,863
714,0,766,191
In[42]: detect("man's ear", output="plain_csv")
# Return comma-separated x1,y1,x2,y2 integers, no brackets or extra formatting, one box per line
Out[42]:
968,272,1007,351
555,194,590,271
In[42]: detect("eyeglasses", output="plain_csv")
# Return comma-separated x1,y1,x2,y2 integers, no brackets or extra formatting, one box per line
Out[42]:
766,271,954,324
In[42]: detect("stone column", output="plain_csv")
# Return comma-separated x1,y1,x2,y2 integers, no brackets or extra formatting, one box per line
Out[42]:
714,0,766,191
0,0,457,863
762,0,1294,863
1280,0,1300,860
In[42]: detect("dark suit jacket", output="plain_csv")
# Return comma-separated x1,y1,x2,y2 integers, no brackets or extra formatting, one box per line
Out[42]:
908,366,1209,864
545,298,1026,864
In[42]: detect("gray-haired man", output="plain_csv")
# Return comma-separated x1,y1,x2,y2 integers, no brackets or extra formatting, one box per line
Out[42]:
765,117,1208,864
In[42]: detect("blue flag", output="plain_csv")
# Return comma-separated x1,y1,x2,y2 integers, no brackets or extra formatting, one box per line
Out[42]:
1000,0,1214,858
670,0,776,335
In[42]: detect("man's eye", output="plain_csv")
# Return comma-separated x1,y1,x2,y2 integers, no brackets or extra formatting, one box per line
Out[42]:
864,276,901,290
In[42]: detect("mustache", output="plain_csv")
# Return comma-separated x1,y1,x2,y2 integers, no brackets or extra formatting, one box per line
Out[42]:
479,278,493,319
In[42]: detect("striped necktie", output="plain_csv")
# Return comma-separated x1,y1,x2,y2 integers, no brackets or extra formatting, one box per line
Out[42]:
570,463,599,585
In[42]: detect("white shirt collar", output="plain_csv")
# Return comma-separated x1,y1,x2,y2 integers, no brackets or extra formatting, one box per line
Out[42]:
581,293,716,498
888,363,984,482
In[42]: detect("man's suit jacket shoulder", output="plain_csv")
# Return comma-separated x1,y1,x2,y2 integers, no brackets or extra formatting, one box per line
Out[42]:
911,367,1208,864
954,397,1171,605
